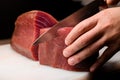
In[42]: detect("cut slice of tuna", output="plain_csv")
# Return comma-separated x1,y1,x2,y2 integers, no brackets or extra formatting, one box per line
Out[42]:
11,10,58,60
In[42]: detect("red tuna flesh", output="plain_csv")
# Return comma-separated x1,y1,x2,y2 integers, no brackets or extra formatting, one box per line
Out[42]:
11,10,58,60
39,27,98,71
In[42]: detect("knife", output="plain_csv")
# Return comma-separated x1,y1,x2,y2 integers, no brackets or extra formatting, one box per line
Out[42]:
33,0,106,45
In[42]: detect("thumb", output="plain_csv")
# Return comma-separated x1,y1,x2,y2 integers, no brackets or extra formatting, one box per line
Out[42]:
106,0,120,5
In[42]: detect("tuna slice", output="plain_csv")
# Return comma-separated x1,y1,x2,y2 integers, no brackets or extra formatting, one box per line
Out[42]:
11,10,58,60
39,27,98,71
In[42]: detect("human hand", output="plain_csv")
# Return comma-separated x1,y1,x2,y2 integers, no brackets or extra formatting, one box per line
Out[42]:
63,7,120,72
106,0,120,5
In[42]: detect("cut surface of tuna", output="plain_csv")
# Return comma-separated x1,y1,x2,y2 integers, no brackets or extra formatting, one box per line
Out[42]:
11,10,58,60
39,27,98,71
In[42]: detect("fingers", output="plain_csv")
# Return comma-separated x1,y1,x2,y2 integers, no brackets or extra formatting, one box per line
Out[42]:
63,24,102,58
65,16,97,45
106,0,120,5
90,44,119,72
67,36,106,66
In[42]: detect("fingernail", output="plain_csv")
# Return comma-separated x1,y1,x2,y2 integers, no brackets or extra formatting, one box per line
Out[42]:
90,67,95,72
90,66,96,72
63,50,69,57
68,58,76,66
65,39,70,45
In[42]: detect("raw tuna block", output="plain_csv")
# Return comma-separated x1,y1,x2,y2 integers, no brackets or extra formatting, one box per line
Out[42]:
11,10,57,60
39,27,98,71
11,10,98,71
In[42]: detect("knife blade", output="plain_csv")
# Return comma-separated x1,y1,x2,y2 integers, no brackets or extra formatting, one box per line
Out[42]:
33,0,105,45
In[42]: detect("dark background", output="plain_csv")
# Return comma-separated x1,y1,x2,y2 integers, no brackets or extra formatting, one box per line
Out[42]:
0,0,82,39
